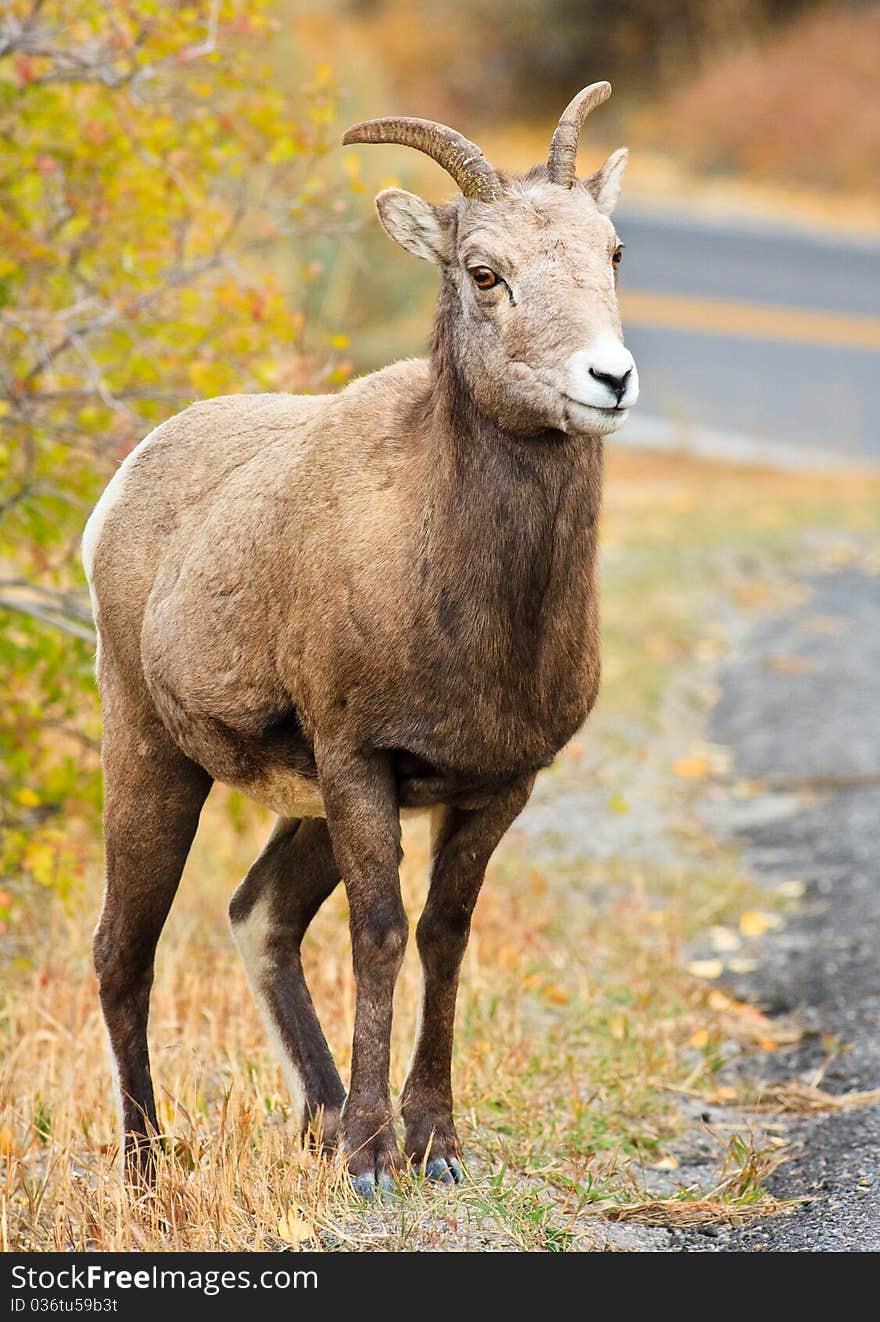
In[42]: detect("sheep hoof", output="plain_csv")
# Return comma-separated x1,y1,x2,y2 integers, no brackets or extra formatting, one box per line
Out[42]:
424,1155,463,1184
349,1169,397,1201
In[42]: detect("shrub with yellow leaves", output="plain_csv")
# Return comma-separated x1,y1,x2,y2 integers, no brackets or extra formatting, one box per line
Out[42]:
0,2,355,925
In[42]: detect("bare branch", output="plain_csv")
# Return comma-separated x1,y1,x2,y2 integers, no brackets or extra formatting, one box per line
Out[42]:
36,717,101,753
0,0,218,89
0,579,94,623
0,0,46,59
0,591,97,644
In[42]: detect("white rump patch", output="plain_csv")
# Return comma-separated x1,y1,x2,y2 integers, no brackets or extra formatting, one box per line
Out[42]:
81,462,128,661
81,424,165,655
81,462,126,589
81,430,158,587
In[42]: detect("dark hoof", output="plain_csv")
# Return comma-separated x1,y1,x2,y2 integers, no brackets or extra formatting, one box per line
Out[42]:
349,1170,397,1201
350,1172,377,1201
424,1155,464,1184
404,1113,464,1186
341,1112,401,1201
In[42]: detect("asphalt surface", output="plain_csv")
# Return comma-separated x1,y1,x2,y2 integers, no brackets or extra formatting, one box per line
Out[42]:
616,207,880,462
684,566,880,1251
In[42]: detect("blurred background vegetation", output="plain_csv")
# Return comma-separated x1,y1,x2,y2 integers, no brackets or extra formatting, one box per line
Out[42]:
297,0,880,185
1,0,879,937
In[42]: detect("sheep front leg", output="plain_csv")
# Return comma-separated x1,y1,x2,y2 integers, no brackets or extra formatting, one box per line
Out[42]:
401,777,534,1182
317,744,407,1198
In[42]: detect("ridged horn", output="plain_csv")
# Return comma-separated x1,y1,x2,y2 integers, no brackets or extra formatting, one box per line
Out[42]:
342,116,503,202
546,81,612,187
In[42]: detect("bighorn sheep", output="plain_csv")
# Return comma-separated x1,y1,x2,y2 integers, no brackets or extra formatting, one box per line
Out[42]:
82,82,639,1196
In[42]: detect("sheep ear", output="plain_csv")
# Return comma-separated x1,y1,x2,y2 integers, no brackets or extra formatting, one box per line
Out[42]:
375,188,452,265
585,147,628,216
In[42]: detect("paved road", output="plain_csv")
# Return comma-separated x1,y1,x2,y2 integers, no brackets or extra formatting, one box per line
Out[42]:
683,566,880,1251
616,207,880,463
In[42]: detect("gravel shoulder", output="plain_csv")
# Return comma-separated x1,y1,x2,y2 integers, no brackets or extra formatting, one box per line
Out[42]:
680,565,880,1251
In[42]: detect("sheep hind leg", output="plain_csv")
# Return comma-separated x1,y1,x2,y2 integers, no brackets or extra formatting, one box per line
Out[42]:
94,712,212,1185
229,816,346,1147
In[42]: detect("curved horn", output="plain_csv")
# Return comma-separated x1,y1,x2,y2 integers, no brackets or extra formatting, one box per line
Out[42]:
546,81,612,187
342,116,503,202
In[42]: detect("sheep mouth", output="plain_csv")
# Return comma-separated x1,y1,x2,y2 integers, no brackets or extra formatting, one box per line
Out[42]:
563,396,627,413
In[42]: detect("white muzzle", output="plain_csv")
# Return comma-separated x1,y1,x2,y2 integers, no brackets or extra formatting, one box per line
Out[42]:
565,331,639,412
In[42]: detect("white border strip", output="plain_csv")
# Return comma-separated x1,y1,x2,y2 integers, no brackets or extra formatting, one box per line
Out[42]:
616,413,877,474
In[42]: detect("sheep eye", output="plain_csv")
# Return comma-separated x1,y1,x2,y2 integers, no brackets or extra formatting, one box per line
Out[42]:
470,266,499,290
612,245,623,267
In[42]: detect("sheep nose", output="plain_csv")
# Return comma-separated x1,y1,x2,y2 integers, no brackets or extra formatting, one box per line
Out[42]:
565,336,639,412
589,366,632,403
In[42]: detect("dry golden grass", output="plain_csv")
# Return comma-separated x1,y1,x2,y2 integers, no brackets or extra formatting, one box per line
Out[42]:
1,805,732,1251
2,449,879,1251
754,1082,880,1116
599,1196,794,1229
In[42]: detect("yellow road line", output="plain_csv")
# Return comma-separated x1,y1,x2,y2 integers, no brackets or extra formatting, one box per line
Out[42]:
621,289,880,351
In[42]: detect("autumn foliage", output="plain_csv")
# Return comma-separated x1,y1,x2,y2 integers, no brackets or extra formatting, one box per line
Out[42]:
655,4,880,191
0,1,350,918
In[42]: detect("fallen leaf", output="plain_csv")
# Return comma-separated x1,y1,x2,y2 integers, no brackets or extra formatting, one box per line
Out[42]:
739,910,782,937
720,1000,802,1048
686,959,724,980
652,1154,680,1171
674,743,731,779
544,984,570,1005
708,926,741,953
728,957,758,974
607,791,629,814
277,1207,315,1246
689,1028,710,1049
674,754,711,780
